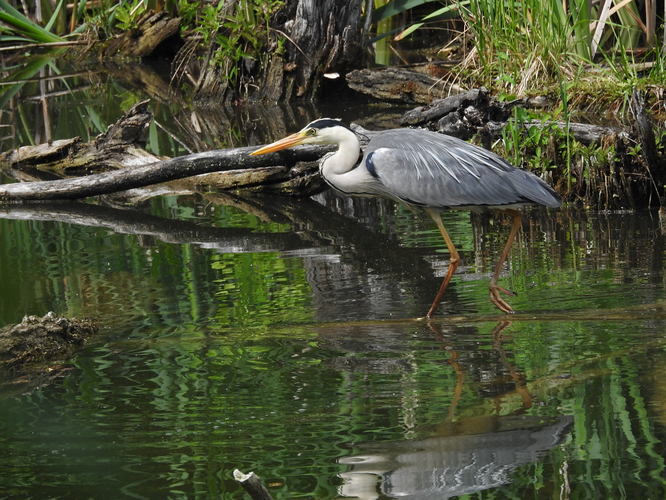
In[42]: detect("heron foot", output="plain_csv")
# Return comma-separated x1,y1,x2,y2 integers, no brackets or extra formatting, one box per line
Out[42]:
489,285,516,314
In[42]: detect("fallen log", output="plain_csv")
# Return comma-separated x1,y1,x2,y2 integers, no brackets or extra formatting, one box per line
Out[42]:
0,100,331,203
346,66,456,104
482,119,628,146
0,145,331,203
400,89,626,145
3,101,157,177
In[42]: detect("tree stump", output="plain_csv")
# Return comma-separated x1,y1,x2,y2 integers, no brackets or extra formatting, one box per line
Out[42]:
259,0,364,101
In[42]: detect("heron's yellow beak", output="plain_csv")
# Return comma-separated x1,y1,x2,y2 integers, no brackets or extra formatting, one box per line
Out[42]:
250,132,307,155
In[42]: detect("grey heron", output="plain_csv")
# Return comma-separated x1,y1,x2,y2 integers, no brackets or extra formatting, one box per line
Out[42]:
251,118,561,317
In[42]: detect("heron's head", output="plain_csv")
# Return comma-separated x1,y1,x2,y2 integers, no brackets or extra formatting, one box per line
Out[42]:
250,118,354,155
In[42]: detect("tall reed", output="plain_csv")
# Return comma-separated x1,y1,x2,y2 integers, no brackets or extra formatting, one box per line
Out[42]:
456,0,663,102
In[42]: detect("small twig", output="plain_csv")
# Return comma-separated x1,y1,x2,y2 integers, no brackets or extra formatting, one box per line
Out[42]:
233,469,274,500
0,40,85,53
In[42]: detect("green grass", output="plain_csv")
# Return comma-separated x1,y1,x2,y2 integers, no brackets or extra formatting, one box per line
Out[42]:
374,0,664,111
459,0,664,108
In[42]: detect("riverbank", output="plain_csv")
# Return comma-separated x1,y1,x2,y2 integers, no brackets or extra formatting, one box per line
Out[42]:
1,1,664,207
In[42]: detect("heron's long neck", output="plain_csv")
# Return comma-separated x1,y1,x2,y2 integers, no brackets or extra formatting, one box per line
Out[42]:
320,131,361,177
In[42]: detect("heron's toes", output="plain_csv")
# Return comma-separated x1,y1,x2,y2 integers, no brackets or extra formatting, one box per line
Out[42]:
489,286,515,314
494,285,516,297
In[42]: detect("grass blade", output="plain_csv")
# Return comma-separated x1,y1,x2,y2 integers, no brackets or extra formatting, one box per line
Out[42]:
44,0,65,32
372,0,441,23
0,0,64,43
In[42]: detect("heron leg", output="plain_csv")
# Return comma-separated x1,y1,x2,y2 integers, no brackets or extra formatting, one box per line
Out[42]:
425,209,460,318
489,210,522,314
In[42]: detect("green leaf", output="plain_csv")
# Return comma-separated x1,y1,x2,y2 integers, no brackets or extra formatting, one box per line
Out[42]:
421,1,469,20
393,1,469,41
44,0,65,32
394,22,424,41
0,35,31,42
0,0,64,43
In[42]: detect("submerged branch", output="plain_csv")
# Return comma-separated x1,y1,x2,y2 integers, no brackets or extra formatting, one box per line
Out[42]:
233,470,274,500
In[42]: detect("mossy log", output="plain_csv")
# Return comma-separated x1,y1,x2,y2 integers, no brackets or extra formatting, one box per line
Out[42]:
104,11,181,58
0,312,97,372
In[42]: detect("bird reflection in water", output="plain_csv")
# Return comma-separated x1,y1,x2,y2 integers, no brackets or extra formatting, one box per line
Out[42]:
334,322,571,499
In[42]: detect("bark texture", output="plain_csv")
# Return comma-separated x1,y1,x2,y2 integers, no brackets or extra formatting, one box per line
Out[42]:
346,67,455,104
259,0,364,101
0,101,330,203
104,11,181,58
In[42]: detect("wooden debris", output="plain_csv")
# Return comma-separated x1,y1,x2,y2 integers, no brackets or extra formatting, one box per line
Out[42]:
346,67,453,104
104,11,181,58
0,100,330,203
233,469,274,500
1,100,157,177
0,144,330,203
400,87,631,146
0,312,97,372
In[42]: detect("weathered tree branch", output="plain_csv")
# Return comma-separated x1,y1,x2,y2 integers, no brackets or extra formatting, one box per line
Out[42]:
346,66,456,104
233,470,274,500
0,144,331,204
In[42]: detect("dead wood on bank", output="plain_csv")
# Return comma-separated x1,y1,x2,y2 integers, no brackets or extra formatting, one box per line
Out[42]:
0,145,328,203
346,66,458,104
0,101,330,204
104,11,181,58
400,87,627,145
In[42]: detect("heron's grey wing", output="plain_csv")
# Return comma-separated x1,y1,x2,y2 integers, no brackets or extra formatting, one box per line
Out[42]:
363,129,560,208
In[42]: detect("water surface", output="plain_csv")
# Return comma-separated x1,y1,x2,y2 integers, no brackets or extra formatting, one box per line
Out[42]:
1,58,666,499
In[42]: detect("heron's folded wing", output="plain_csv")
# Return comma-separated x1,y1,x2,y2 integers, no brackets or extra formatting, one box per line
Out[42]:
365,129,560,208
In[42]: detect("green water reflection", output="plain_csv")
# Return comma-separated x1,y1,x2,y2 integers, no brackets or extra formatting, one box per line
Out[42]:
2,54,666,499
0,196,665,498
